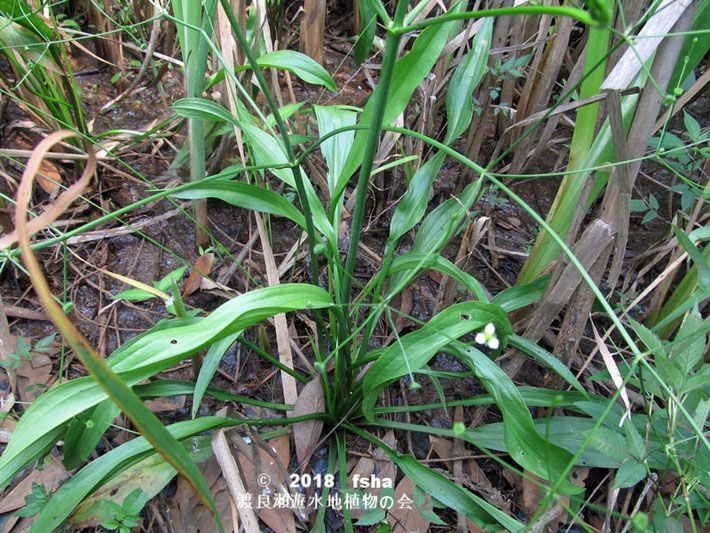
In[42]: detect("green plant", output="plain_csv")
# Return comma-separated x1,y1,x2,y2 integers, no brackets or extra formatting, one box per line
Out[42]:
15,482,49,518
0,0,87,138
3,0,709,532
97,488,147,533
0,333,55,371
630,192,661,225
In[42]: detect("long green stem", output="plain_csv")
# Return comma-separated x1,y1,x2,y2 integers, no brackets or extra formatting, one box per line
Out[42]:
341,17,404,307
396,5,597,35
218,0,327,355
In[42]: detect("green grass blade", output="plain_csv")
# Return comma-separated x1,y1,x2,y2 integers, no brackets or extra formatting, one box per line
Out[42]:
191,332,240,418
256,50,336,91
333,0,466,206
0,284,332,489
444,17,493,144
361,301,511,420
170,180,307,229
507,334,587,395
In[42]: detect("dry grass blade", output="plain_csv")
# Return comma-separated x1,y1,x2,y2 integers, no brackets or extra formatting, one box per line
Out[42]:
591,320,631,426
212,429,261,533
14,130,224,531
0,138,96,250
255,212,298,405
601,0,693,91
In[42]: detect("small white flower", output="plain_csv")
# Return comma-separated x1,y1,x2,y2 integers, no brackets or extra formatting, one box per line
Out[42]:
475,323,499,350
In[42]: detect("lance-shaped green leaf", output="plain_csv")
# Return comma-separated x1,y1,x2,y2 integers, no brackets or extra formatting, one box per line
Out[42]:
191,332,240,418
385,252,488,302
451,344,579,493
353,0,377,64
241,124,335,246
170,180,306,229
361,301,510,421
348,425,524,531
173,97,240,127
444,17,493,144
387,152,446,251
313,105,357,198
256,50,336,91
0,284,332,490
333,0,466,206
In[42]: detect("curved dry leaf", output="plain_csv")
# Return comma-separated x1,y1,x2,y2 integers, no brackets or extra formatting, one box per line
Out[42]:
184,253,215,297
233,435,296,533
388,476,430,533
37,159,62,196
291,379,324,469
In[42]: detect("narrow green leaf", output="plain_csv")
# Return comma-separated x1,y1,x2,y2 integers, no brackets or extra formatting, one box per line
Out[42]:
361,301,510,421
452,345,579,492
192,332,240,418
444,18,493,144
385,252,488,302
63,400,121,470
491,274,550,311
256,50,336,91
313,105,357,198
353,0,377,64
173,98,239,126
387,152,446,249
170,180,306,229
334,0,466,205
673,224,710,290
507,335,587,395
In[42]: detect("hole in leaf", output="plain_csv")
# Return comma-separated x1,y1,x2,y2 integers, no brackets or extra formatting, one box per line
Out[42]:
170,339,178,344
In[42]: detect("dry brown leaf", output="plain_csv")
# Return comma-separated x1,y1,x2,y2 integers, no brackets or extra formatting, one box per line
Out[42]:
168,455,235,532
15,340,54,404
234,435,296,533
183,252,215,297
394,288,413,332
429,436,454,472
292,379,324,469
388,477,430,533
36,159,62,196
144,394,186,412
0,459,69,514
522,470,547,518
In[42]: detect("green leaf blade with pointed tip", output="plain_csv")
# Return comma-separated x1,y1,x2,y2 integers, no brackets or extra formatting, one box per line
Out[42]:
170,180,307,229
